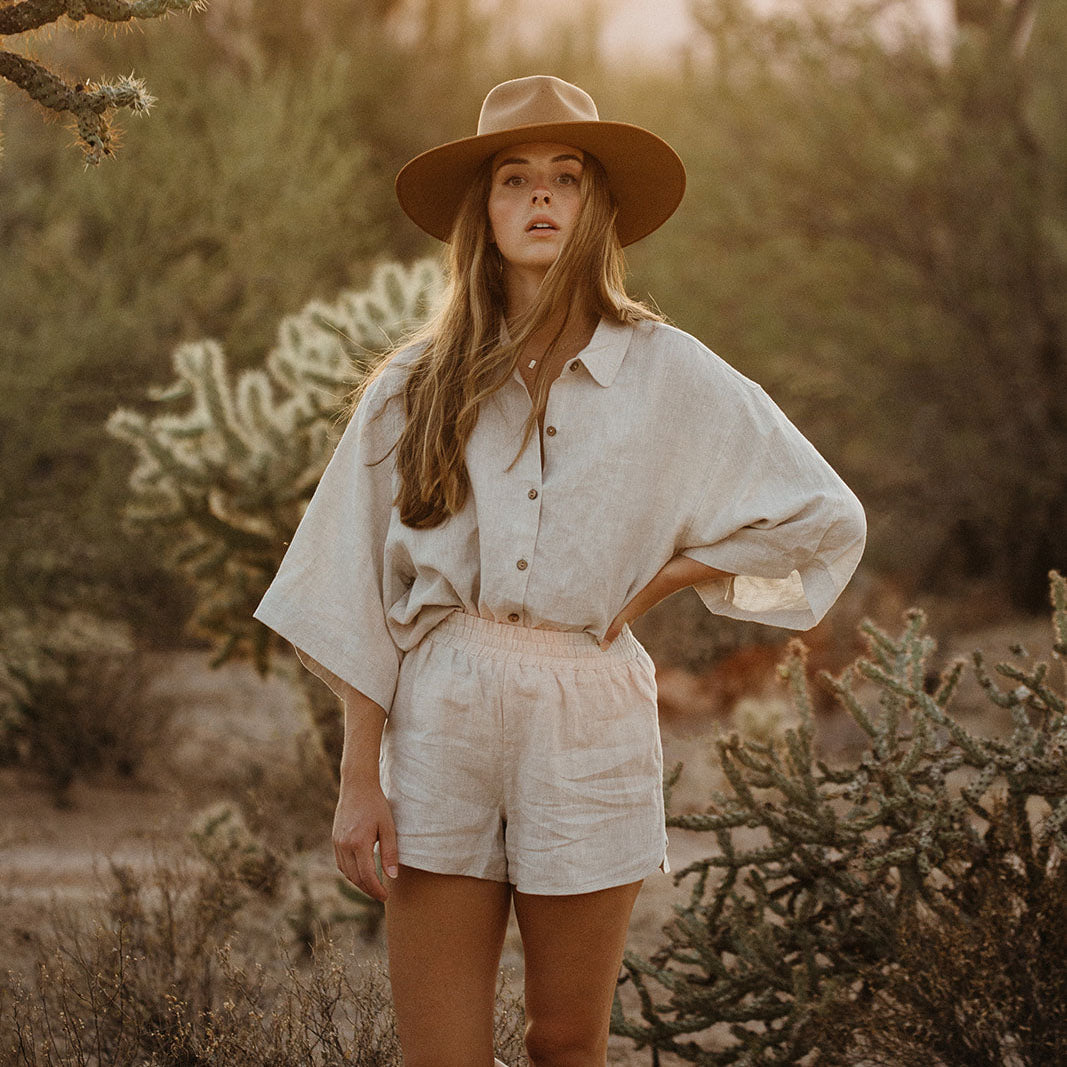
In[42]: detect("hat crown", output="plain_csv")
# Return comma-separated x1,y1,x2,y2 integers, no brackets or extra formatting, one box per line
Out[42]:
476,76,599,137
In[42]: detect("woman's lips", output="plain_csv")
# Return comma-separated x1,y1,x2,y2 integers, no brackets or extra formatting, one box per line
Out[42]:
526,216,559,233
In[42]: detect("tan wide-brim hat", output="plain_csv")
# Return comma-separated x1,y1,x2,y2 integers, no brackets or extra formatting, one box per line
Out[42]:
395,75,686,247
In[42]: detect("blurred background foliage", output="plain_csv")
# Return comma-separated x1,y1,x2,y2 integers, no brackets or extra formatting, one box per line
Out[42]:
0,0,1064,650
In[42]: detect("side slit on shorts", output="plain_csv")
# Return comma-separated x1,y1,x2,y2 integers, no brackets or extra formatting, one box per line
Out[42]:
381,612,670,895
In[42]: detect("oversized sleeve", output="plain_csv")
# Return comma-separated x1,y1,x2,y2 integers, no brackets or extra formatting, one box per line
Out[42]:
678,379,866,631
253,383,401,711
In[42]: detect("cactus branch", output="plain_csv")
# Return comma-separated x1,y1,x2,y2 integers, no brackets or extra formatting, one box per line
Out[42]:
615,574,1067,1063
0,49,158,162
0,0,203,161
0,0,204,35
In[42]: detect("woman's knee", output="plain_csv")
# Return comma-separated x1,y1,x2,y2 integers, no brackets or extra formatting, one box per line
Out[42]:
524,1017,605,1067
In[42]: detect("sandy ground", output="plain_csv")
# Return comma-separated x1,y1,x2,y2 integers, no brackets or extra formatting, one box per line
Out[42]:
1,611,1058,1063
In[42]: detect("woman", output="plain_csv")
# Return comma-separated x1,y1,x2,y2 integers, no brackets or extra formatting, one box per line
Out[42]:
255,76,866,1067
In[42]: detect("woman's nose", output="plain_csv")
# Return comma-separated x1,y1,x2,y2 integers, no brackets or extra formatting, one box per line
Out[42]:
531,188,551,205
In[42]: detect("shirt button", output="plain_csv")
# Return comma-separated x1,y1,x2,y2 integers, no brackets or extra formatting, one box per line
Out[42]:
545,426,557,437
508,612,520,622
570,360,580,372
528,488,538,500
516,559,528,571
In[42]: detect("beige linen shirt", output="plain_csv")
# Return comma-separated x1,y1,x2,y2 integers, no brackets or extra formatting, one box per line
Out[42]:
254,317,866,712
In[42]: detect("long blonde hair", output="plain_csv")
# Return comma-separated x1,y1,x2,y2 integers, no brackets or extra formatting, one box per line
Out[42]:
361,151,662,528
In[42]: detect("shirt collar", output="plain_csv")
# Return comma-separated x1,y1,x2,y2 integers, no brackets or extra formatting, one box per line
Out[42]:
575,317,634,388
501,315,635,389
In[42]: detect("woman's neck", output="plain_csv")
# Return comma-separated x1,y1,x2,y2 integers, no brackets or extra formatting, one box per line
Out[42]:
503,272,597,350
503,264,545,321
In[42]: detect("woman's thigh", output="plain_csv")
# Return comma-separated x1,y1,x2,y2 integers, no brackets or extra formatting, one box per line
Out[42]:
513,880,643,1064
385,865,512,1067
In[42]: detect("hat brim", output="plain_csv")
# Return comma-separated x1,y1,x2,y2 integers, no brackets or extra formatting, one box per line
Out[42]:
395,120,686,247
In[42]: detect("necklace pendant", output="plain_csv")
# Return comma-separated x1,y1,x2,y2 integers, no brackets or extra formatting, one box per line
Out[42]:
528,359,537,369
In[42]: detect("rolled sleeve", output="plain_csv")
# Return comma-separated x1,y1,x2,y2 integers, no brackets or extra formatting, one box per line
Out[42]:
253,388,401,711
680,383,866,630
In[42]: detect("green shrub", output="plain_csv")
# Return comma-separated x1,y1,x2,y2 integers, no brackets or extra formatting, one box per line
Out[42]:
613,571,1067,1064
0,23,401,639
0,607,173,801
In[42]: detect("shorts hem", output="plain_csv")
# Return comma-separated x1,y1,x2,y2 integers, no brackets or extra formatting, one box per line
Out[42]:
396,852,669,895
396,850,509,884
510,855,669,896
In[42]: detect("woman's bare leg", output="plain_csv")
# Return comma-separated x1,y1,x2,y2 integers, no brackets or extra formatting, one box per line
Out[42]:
385,865,512,1067
513,880,642,1067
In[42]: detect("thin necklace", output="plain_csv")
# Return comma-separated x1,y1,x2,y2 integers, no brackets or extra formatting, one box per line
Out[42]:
522,316,593,372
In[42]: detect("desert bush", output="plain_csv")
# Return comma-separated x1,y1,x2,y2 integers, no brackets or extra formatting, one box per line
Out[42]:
0,839,528,1066
188,799,387,954
613,571,1067,1064
816,811,1067,1066
0,17,400,640
188,800,289,898
0,607,174,801
648,0,1067,609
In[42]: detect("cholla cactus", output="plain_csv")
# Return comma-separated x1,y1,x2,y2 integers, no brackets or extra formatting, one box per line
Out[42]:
0,0,205,163
107,259,444,674
614,572,1067,1065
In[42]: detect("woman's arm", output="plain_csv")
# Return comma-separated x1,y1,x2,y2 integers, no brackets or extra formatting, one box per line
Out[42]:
601,557,731,649
297,649,398,902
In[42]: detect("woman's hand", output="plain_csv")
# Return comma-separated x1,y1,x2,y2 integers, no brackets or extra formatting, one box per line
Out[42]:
333,779,399,902
600,556,732,650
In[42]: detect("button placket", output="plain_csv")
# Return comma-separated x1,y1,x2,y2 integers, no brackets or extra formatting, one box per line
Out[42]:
498,409,540,616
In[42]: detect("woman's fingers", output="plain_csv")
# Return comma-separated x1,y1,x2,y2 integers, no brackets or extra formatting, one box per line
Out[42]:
334,839,363,895
378,811,400,881
336,829,388,902
353,837,389,902
600,604,632,650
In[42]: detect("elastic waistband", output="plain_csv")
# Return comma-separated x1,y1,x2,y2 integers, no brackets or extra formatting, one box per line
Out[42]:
427,611,642,667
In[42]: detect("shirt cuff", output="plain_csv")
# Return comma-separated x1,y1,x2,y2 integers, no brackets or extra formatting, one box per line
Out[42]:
253,601,398,713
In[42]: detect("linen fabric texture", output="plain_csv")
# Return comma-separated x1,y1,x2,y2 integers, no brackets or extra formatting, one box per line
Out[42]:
254,317,867,715
383,611,667,894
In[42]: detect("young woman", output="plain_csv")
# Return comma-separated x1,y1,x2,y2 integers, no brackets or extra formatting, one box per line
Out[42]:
255,76,866,1067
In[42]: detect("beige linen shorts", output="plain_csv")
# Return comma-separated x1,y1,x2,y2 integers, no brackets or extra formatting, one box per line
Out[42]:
380,612,669,895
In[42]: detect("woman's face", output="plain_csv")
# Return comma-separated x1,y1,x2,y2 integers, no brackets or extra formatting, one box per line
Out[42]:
487,141,584,281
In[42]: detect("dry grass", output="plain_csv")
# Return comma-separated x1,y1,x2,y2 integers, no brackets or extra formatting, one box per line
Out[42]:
0,843,528,1067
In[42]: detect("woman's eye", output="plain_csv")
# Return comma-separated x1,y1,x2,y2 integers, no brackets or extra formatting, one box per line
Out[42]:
556,172,579,185
503,175,524,187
